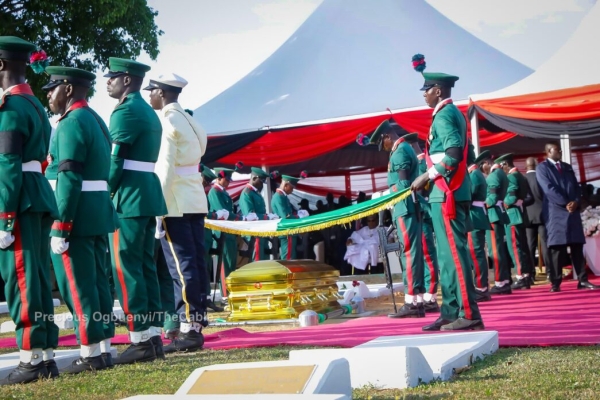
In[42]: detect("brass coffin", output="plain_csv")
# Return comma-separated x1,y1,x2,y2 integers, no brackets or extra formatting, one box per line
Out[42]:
225,260,342,321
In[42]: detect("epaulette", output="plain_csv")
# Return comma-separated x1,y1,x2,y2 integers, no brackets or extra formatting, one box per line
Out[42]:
0,93,10,109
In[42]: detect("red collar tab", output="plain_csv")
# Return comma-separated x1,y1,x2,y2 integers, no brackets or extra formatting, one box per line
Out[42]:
7,83,34,96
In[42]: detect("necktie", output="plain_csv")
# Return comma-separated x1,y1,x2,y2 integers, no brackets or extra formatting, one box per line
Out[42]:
556,162,562,173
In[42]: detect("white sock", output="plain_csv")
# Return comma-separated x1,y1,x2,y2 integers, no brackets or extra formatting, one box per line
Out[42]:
517,275,523,280
129,330,151,343
100,339,111,354
416,294,424,304
404,294,415,305
42,348,54,361
80,343,101,358
503,280,510,285
475,287,488,292
495,281,505,287
20,349,43,365
180,322,201,333
423,293,436,302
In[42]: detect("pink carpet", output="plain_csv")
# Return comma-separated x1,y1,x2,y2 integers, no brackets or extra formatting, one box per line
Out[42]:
0,278,598,349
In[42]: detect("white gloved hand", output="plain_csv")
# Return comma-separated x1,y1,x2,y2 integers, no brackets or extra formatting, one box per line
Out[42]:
268,213,280,220
50,237,69,254
216,209,229,220
155,217,165,239
297,210,309,218
244,212,258,221
0,231,15,249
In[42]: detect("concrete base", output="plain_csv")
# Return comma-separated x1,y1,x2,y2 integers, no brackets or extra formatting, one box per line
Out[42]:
176,359,351,397
123,396,349,400
0,347,118,380
0,299,60,315
337,281,404,299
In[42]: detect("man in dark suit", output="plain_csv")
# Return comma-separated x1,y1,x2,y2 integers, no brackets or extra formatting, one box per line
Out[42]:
523,157,548,282
536,142,599,292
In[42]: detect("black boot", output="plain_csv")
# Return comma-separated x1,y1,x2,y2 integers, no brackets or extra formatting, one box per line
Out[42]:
0,362,49,385
163,329,204,354
388,303,425,318
206,299,224,312
422,317,455,331
490,284,512,295
61,355,106,375
511,278,531,290
44,359,60,378
102,353,114,368
440,318,485,331
164,328,180,340
423,300,440,313
475,290,492,303
115,340,157,365
151,336,166,360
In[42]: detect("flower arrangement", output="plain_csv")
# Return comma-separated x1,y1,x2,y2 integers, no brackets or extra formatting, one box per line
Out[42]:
352,280,360,287
29,50,49,74
581,206,600,237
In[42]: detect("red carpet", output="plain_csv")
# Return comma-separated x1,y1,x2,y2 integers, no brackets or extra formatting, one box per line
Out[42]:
0,278,598,349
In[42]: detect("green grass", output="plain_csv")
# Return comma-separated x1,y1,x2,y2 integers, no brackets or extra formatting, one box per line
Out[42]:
0,346,598,399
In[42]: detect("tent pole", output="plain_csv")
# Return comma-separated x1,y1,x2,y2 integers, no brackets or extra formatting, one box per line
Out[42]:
560,134,571,164
262,165,272,212
470,109,480,156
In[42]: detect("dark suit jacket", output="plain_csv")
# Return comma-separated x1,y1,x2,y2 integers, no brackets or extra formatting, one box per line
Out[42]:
524,171,543,225
536,159,585,246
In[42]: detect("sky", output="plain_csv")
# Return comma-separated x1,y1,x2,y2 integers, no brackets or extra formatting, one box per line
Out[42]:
82,0,596,125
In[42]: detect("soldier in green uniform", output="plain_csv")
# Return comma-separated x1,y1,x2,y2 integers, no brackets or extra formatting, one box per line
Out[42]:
0,36,60,385
496,153,535,290
468,151,493,302
239,167,278,261
43,66,116,373
483,156,513,295
359,122,426,318
272,174,310,260
411,72,483,331
105,58,168,363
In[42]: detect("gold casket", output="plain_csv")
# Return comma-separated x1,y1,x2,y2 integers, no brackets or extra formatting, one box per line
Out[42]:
225,260,342,321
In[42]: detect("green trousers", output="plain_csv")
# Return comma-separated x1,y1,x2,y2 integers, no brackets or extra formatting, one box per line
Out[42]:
278,235,297,261
0,212,58,350
468,230,489,289
154,239,177,331
486,223,511,282
505,223,533,276
110,217,162,332
430,202,481,320
393,212,424,296
250,237,269,261
215,231,237,297
422,217,439,296
52,235,114,345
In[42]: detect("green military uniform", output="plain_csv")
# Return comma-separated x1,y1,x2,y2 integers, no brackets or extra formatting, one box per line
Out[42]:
239,167,272,261
272,175,305,260
417,156,439,300
496,154,534,283
485,164,511,286
43,67,116,349
202,165,218,298
468,151,492,291
420,72,481,325
105,58,167,334
0,38,59,357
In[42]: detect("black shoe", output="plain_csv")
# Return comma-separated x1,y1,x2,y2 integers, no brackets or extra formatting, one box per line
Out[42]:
440,318,485,331
388,303,425,319
206,300,224,312
102,353,114,368
422,317,455,331
511,278,531,290
578,281,600,290
475,290,492,303
151,336,166,360
115,340,157,365
550,286,561,293
423,300,440,313
490,285,512,295
61,355,106,375
0,362,49,385
44,359,59,378
163,330,204,354
164,328,180,340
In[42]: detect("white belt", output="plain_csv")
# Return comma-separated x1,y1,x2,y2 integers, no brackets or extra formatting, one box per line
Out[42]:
496,200,505,213
472,201,487,215
175,165,199,176
47,180,108,192
22,161,42,173
123,160,155,173
429,153,445,163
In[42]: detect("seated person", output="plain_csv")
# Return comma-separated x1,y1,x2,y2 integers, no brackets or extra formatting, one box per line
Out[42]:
344,214,381,272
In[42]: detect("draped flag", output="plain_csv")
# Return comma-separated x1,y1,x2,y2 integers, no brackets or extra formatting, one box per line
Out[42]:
205,187,412,237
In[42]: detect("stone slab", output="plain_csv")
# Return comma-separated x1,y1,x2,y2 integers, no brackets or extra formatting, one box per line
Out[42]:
123,395,349,400
175,359,351,397
290,346,432,390
1,309,72,333
356,331,499,380
336,281,404,299
0,347,118,380
0,299,60,314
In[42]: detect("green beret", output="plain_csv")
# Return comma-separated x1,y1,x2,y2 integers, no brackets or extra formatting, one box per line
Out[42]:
420,72,459,91
104,57,151,78
281,175,300,186
403,133,419,143
214,168,234,180
201,165,217,181
42,66,95,91
494,153,514,165
0,36,36,62
473,150,491,166
250,167,269,179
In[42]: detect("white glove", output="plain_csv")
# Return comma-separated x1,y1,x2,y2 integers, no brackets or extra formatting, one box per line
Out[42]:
297,210,309,218
244,212,258,221
0,231,15,249
50,237,69,254
155,217,165,239
268,213,280,220
216,209,229,220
